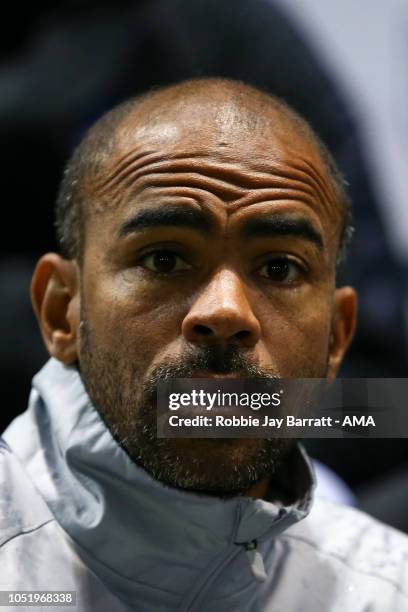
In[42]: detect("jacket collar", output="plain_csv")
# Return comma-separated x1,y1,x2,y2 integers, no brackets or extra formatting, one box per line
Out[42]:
4,358,315,598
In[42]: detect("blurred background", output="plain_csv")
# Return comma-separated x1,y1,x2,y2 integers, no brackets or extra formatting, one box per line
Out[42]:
1,0,407,530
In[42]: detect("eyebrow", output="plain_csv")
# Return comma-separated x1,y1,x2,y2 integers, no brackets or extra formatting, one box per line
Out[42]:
118,205,214,237
242,214,324,250
118,205,324,250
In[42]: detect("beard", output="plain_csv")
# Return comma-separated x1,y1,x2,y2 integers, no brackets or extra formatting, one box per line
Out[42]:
78,312,328,497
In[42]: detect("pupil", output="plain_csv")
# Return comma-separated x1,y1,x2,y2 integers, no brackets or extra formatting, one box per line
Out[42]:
153,251,176,273
267,260,289,280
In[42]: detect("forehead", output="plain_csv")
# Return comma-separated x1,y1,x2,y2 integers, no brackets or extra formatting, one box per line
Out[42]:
113,95,320,164
84,96,342,254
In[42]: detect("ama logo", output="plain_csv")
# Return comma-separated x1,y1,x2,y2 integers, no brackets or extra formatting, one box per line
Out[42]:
342,416,375,427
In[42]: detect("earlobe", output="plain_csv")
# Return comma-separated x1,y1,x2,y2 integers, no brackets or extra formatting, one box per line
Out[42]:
31,254,80,365
327,286,357,380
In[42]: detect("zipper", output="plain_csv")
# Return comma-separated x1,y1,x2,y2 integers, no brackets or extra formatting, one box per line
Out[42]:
179,501,268,611
243,539,267,582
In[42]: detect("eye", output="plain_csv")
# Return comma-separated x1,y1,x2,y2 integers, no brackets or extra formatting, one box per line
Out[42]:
140,249,192,274
257,257,303,284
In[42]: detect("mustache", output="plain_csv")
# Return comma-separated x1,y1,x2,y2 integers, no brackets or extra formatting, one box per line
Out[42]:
143,341,278,390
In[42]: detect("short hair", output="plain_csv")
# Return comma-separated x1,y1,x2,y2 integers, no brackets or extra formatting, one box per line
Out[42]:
55,79,353,265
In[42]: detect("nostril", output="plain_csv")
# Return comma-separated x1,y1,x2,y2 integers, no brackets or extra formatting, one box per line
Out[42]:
194,324,213,336
235,330,251,340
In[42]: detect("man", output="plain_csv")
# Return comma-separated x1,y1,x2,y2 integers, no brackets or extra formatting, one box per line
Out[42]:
1,78,406,611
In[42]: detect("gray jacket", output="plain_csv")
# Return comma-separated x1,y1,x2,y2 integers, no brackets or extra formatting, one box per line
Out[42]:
1,359,407,611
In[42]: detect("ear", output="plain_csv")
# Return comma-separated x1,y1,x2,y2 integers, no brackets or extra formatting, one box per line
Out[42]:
31,253,80,365
327,286,357,380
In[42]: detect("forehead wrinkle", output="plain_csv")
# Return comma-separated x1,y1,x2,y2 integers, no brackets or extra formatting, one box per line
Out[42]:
272,157,343,242
280,160,336,218
290,157,338,212
118,159,330,214
95,154,328,207
123,157,329,193
99,183,327,235
122,187,216,210
88,165,334,227
231,189,326,212
101,157,250,201
95,149,158,193
85,140,341,237
94,149,211,196
105,166,329,209
110,171,246,203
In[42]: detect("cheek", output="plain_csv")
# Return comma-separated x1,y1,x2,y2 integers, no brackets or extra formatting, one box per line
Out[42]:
82,274,189,366
258,291,332,374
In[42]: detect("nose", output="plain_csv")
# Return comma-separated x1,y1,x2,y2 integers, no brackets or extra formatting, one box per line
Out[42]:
181,269,261,348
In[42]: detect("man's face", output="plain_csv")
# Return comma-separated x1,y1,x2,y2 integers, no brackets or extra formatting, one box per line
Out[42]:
75,95,349,495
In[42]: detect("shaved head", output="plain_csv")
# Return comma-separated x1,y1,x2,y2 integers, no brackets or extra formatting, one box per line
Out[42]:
55,77,352,264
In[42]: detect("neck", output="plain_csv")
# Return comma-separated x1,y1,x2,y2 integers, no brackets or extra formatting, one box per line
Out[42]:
243,476,272,499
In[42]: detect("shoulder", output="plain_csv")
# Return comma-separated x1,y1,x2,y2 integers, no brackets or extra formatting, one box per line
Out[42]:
0,439,88,591
0,437,55,549
282,496,408,599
